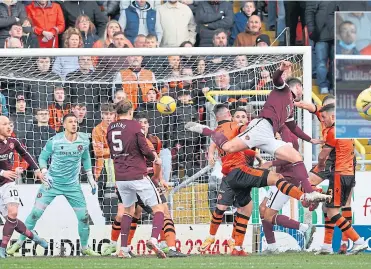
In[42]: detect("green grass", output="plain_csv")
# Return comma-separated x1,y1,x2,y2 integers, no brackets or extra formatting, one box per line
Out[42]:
0,253,370,269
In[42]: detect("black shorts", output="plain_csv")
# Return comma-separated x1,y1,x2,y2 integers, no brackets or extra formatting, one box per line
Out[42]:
325,173,355,208
310,159,333,180
217,167,269,208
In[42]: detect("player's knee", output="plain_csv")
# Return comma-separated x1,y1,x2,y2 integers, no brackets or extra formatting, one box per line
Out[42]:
151,204,164,213
263,210,275,223
7,204,19,219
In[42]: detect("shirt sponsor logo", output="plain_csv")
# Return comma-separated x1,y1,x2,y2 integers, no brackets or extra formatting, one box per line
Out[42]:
78,145,83,152
9,143,14,149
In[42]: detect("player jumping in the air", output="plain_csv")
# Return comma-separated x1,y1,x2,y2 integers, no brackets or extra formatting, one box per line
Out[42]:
0,116,48,258
107,99,166,259
186,61,323,195
295,95,355,254
103,113,186,257
7,114,99,256
197,104,330,255
314,104,367,255
259,125,315,254
201,104,263,256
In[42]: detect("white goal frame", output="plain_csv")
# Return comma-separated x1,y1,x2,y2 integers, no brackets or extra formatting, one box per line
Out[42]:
0,46,313,169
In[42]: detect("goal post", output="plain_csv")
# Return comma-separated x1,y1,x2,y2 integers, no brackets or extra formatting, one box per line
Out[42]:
0,46,314,255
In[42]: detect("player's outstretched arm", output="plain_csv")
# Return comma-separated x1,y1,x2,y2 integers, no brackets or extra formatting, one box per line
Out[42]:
294,100,317,113
273,61,292,90
81,146,97,195
285,120,323,145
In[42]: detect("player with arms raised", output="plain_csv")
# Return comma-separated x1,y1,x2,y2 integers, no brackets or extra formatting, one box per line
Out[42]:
7,114,99,256
107,99,166,259
186,60,324,196
0,116,47,258
315,104,367,255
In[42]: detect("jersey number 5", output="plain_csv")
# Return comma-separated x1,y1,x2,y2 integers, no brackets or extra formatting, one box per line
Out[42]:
112,131,123,152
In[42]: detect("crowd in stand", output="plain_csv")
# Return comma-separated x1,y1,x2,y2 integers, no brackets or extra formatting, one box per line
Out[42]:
0,0,368,219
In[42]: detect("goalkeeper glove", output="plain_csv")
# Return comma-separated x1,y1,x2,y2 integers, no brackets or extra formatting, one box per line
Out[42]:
41,168,53,190
86,170,97,195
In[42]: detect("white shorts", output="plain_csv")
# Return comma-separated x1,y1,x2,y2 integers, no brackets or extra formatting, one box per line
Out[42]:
0,182,20,216
116,177,161,208
265,186,290,211
238,118,287,156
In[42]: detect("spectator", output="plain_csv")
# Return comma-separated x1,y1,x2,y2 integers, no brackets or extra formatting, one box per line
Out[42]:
66,56,102,125
26,0,65,48
205,29,229,67
118,0,163,45
5,36,22,48
336,21,359,55
119,0,162,11
0,90,9,116
306,1,337,94
75,15,100,48
230,1,257,45
231,55,256,92
136,88,169,146
25,108,56,162
209,69,241,104
255,34,271,47
284,1,306,45
11,94,33,143
234,14,261,47
92,103,117,213
195,0,233,47
28,57,61,109
4,22,38,48
170,89,199,177
145,34,158,48
112,31,133,48
180,40,193,47
48,86,70,132
133,33,146,47
168,55,181,73
113,55,155,109
157,0,196,47
0,0,27,48
113,89,127,104
61,0,108,37
94,20,124,48
71,103,93,135
52,27,83,79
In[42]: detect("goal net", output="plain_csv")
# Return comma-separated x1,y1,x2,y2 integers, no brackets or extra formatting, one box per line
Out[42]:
0,47,312,255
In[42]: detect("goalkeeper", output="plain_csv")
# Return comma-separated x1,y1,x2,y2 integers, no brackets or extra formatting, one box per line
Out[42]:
7,114,99,256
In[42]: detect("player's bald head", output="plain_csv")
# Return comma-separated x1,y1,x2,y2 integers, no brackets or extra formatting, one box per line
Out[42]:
213,104,231,121
0,115,9,124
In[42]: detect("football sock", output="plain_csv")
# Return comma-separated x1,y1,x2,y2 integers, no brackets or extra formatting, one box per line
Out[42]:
331,214,360,242
233,212,249,247
341,207,352,243
159,229,165,242
273,214,300,230
127,217,139,246
121,214,132,248
1,217,18,248
14,219,34,239
111,217,121,242
261,216,276,244
210,208,225,236
232,213,238,240
163,218,176,248
151,212,164,240
324,213,335,245
76,208,90,248
292,161,313,193
18,206,45,245
275,178,303,200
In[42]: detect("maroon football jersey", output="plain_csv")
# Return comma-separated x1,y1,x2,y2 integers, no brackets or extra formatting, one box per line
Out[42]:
259,69,295,134
276,124,299,185
106,119,155,181
0,137,39,186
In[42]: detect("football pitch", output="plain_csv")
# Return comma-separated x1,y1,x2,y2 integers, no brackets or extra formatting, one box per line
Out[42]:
0,253,370,269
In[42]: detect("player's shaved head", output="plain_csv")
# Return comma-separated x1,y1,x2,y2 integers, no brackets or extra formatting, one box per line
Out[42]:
0,115,12,138
319,103,335,127
286,77,303,101
322,94,335,106
213,104,231,121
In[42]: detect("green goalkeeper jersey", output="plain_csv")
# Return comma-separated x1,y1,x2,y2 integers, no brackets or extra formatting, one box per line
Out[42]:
39,132,92,186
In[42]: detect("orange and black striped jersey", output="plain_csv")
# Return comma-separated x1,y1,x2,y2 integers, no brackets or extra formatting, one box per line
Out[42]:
325,126,355,175
215,121,256,175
